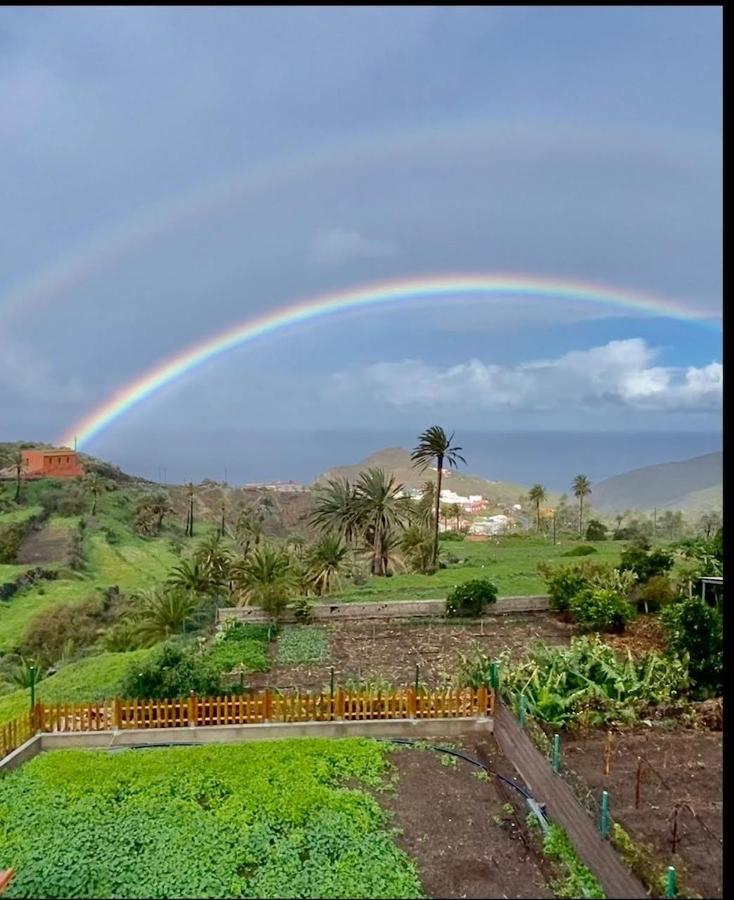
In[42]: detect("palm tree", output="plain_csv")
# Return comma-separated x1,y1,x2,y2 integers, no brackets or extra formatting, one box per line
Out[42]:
400,523,435,573
310,477,360,542
134,588,198,646
2,449,25,503
416,480,435,527
234,506,264,556
83,472,105,516
449,502,463,531
528,484,547,532
411,426,466,567
572,474,592,536
167,558,217,595
352,468,414,576
193,531,231,587
231,543,295,617
304,533,349,595
184,482,195,537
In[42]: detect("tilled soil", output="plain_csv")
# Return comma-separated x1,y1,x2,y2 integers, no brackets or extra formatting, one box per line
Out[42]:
378,738,553,899
562,727,723,899
247,613,573,692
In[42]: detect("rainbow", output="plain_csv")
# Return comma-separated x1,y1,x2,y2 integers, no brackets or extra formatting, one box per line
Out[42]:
59,273,720,450
0,119,707,325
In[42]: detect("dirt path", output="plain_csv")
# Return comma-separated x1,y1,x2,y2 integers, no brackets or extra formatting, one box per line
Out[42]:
15,523,72,565
493,703,647,899
379,742,553,899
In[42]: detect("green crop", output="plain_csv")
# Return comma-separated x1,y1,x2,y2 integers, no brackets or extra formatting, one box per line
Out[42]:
0,739,424,899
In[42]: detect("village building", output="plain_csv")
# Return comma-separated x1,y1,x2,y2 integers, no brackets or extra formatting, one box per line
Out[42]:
20,448,84,479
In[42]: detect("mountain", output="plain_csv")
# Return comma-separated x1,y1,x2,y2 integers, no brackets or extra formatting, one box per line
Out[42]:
314,446,542,505
591,451,722,515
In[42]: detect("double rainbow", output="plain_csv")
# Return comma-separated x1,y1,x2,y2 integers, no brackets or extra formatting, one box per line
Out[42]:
58,273,720,450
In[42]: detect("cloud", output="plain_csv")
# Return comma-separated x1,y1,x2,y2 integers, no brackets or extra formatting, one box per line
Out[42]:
329,339,722,413
307,226,398,266
0,335,86,409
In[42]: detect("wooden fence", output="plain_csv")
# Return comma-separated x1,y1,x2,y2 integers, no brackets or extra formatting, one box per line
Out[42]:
1,686,493,759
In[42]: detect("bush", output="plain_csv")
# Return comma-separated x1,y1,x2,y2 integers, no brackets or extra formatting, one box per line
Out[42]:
445,579,498,617
0,523,25,563
585,520,607,541
121,640,225,699
561,545,597,557
661,598,722,698
440,531,466,542
541,565,592,612
618,544,673,583
636,575,676,613
569,587,633,632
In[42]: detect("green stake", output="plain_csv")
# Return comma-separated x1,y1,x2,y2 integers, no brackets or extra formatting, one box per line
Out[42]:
552,734,561,772
490,661,500,689
415,663,420,696
29,665,37,710
599,790,610,838
666,866,677,899
518,693,527,726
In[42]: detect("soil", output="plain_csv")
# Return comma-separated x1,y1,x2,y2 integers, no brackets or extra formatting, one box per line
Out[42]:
604,615,668,656
247,613,573,692
562,727,723,899
378,736,553,899
15,523,72,565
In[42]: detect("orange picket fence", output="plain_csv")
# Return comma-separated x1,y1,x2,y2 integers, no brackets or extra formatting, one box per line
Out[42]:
1,686,494,760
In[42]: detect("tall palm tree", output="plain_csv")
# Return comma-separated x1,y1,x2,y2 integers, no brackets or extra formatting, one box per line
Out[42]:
184,482,195,537
416,480,436,526
193,531,231,587
528,484,547,532
353,468,413,576
83,472,105,516
167,558,217,595
449,502,463,531
572,474,592,536
309,477,360,542
400,522,435,573
411,426,466,567
2,449,25,503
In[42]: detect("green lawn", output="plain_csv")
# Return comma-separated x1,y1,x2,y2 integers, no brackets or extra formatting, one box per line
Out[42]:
331,534,626,602
0,504,42,525
0,740,422,899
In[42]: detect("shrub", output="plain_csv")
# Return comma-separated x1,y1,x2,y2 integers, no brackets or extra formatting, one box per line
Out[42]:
541,565,592,612
0,523,25,563
569,587,633,632
440,531,466,542
661,598,722,698
636,575,676,613
618,544,673,583
445,579,498,617
561,544,597,557
121,640,225,699
584,520,607,541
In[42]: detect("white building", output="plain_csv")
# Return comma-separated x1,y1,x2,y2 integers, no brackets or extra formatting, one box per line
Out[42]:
469,514,511,535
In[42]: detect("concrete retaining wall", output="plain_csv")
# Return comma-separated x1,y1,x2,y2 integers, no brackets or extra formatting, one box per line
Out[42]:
0,734,42,773
39,716,492,751
217,595,549,625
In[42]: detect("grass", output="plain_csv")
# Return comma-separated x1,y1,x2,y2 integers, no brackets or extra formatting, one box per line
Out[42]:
207,624,272,674
0,740,423,899
0,532,179,652
0,648,156,724
0,505,43,525
330,534,625,602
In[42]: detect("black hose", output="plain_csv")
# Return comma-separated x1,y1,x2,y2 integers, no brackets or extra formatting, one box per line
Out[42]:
372,737,546,814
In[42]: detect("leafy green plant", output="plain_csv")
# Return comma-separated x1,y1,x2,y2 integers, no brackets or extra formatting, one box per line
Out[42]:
542,823,605,898
618,544,673,583
540,564,595,612
207,623,271,674
661,598,722,698
445,578,497,617
275,626,328,665
470,636,690,729
121,640,225,699
0,739,423,900
584,520,607,542
569,587,633,632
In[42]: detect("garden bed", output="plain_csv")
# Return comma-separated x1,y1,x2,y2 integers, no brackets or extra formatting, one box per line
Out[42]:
246,613,574,693
0,736,558,899
562,727,723,899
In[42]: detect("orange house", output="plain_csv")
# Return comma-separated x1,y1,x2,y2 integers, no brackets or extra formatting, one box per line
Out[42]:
21,449,84,479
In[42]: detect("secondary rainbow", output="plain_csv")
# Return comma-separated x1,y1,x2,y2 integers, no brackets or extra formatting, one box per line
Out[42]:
59,273,720,450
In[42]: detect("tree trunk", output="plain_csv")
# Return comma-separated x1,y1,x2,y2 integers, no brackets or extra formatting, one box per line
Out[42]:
432,456,443,567
14,466,21,503
92,494,97,516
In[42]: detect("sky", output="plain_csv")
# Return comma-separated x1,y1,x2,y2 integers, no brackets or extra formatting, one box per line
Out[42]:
0,6,722,484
